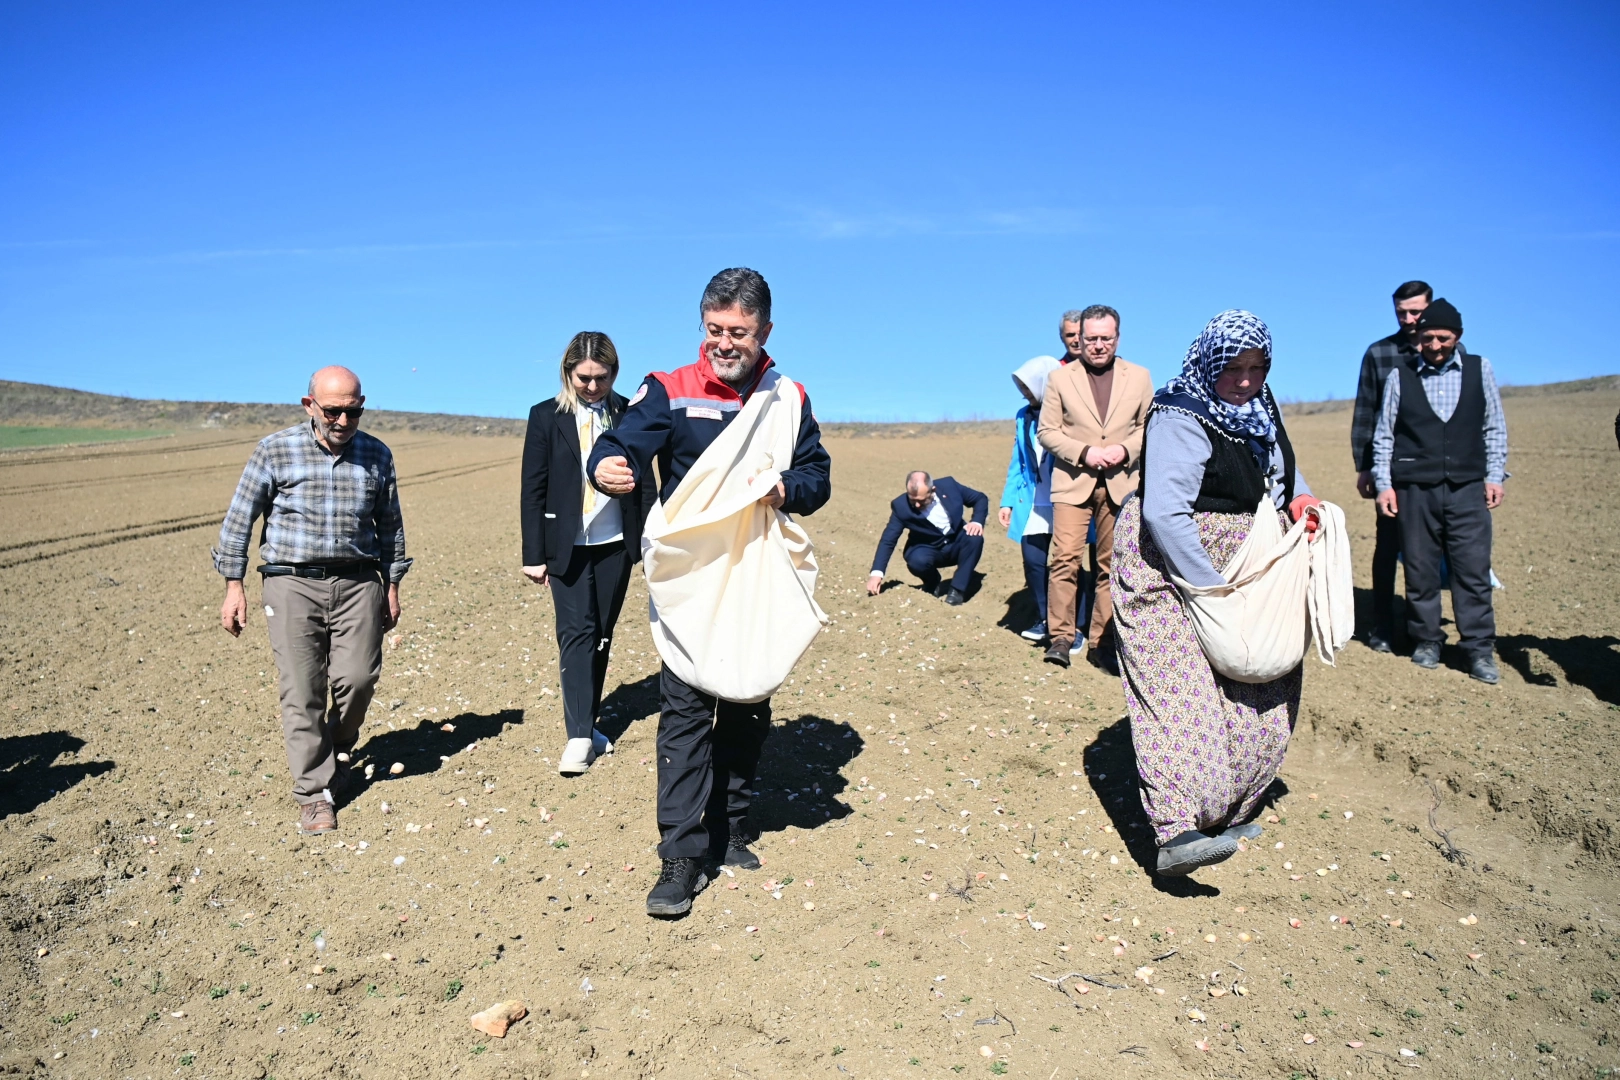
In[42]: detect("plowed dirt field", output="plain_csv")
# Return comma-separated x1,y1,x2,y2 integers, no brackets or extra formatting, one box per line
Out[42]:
2,388,1618,1078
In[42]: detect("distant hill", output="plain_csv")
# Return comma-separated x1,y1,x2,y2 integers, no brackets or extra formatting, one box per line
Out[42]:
2,374,1614,441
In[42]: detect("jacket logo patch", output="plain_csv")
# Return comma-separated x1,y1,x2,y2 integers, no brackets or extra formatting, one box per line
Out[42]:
628,383,649,407
685,406,722,421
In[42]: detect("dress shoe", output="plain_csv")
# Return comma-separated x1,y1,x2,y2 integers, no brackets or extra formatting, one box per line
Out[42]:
1411,641,1442,669
1469,655,1500,684
1366,631,1395,654
298,798,337,835
944,587,967,606
1043,640,1072,668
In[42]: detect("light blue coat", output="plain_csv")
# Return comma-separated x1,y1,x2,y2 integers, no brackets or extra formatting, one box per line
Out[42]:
1001,406,1046,541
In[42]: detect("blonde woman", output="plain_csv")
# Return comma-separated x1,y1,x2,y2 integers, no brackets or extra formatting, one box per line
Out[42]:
520,332,653,774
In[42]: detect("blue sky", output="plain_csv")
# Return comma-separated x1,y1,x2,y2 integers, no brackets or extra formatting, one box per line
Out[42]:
1,2,1616,421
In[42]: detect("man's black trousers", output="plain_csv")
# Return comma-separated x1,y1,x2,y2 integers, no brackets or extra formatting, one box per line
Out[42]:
1395,480,1496,658
904,531,984,593
1370,508,1401,637
547,541,631,740
656,664,771,860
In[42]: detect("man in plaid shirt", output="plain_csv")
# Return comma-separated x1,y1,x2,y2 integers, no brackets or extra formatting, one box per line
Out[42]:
1351,280,1429,652
1372,299,1507,685
214,366,412,834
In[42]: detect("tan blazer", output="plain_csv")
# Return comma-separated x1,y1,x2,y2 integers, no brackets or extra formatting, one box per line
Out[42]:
1037,357,1154,505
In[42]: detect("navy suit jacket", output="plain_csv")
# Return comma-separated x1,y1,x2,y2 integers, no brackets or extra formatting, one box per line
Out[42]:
869,476,989,574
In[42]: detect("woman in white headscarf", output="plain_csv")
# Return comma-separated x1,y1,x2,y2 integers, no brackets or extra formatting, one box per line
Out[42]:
998,356,1068,642
1113,311,1321,877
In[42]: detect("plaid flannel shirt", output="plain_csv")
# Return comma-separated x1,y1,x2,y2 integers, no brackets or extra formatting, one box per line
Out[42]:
213,420,412,581
1350,332,1419,471
1371,349,1508,492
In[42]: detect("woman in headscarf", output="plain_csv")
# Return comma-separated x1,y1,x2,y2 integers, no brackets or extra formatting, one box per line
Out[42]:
1112,311,1322,877
997,356,1073,643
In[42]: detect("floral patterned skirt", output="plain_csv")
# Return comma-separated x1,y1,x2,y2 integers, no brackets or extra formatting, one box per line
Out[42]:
1112,496,1301,845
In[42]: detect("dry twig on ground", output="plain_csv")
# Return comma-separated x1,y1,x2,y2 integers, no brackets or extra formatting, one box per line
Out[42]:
1425,779,1473,867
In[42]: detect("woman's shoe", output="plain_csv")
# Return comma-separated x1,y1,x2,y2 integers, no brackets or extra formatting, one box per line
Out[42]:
1155,830,1240,876
558,737,596,776
1221,823,1263,841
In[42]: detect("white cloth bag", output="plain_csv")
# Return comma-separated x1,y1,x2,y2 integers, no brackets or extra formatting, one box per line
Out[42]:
641,369,828,703
1170,498,1353,683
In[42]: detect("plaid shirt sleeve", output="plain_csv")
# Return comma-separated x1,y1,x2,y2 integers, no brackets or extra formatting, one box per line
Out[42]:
1480,357,1508,485
1350,344,1385,472
375,447,412,582
1371,369,1401,493
212,437,276,579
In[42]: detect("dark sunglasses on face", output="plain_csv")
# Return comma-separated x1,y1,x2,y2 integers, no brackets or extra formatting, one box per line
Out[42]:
313,402,365,421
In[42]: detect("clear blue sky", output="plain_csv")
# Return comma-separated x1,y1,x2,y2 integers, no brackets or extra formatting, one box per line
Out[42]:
2,3,1616,421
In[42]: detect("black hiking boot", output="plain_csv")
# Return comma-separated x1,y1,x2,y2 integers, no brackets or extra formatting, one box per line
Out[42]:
722,836,762,870
645,857,708,917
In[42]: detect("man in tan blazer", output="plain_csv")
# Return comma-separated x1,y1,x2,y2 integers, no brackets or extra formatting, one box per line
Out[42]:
1037,305,1154,668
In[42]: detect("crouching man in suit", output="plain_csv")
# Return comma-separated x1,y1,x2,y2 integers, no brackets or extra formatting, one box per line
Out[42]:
866,472,988,606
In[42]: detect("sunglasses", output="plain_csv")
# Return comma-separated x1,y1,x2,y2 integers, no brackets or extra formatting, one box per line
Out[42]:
312,401,365,421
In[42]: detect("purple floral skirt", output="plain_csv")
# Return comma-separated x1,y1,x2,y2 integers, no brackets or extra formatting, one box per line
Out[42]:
1112,496,1301,845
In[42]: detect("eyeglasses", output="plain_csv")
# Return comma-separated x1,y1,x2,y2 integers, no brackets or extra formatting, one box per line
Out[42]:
312,401,365,421
705,326,756,343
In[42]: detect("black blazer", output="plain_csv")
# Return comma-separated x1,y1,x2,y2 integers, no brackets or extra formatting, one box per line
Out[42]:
869,476,989,574
520,393,654,567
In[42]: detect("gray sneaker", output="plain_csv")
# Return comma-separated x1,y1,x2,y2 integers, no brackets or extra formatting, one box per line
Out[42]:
1156,830,1239,876
1469,655,1500,684
1222,823,1263,841
1411,641,1442,669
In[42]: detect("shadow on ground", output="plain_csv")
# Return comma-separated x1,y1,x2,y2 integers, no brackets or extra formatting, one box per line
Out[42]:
1352,586,1406,646
1081,717,1288,897
752,715,864,837
1498,634,1620,704
0,732,115,819
344,709,525,807
597,673,660,744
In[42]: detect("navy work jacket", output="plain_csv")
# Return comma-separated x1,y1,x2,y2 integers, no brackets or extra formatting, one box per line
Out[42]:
587,348,832,517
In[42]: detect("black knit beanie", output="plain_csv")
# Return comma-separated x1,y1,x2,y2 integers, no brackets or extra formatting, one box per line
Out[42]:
1416,298,1463,334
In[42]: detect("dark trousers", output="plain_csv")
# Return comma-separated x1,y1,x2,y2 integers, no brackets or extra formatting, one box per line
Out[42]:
1021,533,1051,622
656,664,772,860
1396,480,1496,657
548,541,631,740
1371,508,1402,636
904,531,984,593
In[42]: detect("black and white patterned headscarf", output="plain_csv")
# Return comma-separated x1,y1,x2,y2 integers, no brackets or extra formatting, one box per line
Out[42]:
1160,309,1276,444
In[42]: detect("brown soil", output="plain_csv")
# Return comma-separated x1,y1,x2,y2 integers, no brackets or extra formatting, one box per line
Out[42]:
1,390,1618,1079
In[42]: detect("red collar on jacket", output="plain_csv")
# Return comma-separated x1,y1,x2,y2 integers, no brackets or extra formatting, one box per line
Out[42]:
652,347,804,405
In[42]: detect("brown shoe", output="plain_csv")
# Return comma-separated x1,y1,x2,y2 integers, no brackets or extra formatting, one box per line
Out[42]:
298,799,337,835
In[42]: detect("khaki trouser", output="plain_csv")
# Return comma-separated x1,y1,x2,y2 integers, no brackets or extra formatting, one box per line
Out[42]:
262,569,385,804
1048,488,1119,650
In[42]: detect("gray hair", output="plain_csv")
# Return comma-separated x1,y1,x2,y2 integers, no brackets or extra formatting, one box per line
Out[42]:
1062,305,1120,333
701,267,772,328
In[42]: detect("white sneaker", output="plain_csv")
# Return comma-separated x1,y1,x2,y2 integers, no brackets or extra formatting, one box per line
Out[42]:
591,729,614,756
1070,638,1087,658
558,738,596,776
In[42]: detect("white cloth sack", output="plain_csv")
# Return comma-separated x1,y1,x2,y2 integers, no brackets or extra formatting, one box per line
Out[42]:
641,369,828,703
1170,498,1353,684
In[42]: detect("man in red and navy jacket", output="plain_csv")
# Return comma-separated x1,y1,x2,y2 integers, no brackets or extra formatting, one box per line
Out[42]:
588,267,831,917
